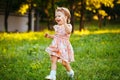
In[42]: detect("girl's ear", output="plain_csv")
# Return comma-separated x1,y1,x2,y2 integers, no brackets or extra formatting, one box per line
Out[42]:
64,15,67,18
65,16,67,22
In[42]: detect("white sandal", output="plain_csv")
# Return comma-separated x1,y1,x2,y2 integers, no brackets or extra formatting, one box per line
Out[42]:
67,69,74,78
45,75,56,80
45,70,56,80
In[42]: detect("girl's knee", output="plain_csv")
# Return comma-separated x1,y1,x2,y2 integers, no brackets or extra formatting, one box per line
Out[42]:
62,61,67,67
51,55,58,63
62,60,72,71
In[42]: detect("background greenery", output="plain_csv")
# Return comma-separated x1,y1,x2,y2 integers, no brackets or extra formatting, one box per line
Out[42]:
0,24,120,80
0,0,120,32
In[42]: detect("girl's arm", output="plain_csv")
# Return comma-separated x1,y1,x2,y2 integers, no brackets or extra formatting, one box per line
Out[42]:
64,24,72,34
45,33,54,39
63,16,72,34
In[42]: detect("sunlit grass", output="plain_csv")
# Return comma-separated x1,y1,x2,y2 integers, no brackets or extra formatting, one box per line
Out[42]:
74,29,120,35
0,27,120,80
0,28,119,41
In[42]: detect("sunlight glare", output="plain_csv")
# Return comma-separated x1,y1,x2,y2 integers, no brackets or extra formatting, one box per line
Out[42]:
74,29,120,35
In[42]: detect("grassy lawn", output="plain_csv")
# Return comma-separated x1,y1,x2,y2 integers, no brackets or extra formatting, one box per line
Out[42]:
0,25,120,80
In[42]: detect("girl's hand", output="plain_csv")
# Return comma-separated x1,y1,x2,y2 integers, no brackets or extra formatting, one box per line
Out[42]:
44,33,49,38
63,16,67,25
45,33,54,39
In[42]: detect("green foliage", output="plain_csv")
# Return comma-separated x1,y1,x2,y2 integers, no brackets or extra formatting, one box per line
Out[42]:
0,28,120,80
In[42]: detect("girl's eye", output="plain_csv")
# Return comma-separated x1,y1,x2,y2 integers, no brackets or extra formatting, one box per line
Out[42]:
55,15,61,18
58,15,61,17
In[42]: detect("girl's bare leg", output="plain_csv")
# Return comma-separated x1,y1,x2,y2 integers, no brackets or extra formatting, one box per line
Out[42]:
45,55,58,80
62,60,71,71
51,55,58,70
62,60,74,78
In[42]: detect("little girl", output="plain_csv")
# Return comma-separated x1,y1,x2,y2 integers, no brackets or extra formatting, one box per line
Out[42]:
45,7,74,80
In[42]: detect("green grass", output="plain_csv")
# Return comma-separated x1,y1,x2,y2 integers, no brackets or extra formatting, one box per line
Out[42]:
0,28,120,80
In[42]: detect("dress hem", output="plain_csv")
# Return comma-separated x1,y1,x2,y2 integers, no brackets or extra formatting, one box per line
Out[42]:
45,49,74,63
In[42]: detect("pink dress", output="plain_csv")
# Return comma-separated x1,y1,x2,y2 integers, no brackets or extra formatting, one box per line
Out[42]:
45,24,74,63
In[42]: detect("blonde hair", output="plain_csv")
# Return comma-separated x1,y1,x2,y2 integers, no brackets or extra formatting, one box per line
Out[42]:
55,7,71,23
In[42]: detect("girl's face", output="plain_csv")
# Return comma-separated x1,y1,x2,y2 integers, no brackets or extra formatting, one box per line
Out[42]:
55,11,67,25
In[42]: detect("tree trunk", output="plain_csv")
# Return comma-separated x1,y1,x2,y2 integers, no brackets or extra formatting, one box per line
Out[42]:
79,0,85,31
4,10,9,32
70,9,74,33
51,0,55,19
47,0,55,30
69,0,75,33
4,0,10,32
28,8,32,31
28,2,33,32
98,14,102,28
34,9,40,31
47,17,51,30
79,13,84,31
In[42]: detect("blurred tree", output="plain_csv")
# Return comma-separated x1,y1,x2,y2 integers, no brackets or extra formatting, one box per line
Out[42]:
0,0,25,32
104,0,120,22
113,0,120,20
1,0,118,32
67,0,75,33
79,0,86,31
46,0,55,30
86,0,114,28
4,0,11,32
18,0,50,31
74,0,114,30
27,0,33,32
73,0,87,31
32,0,51,31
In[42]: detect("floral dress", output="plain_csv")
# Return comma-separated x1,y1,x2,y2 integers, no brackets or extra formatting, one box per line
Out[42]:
45,24,74,63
